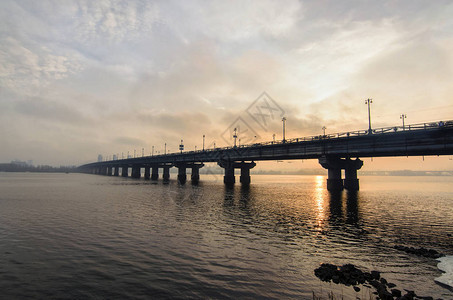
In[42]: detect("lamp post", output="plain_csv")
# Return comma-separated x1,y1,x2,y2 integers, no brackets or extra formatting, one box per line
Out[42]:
152,146,154,156
400,114,407,130
134,149,136,158
282,117,287,142
179,139,184,153
203,134,205,151
233,128,238,147
365,98,373,134
164,143,166,155
322,126,326,136
142,148,144,157
273,133,276,142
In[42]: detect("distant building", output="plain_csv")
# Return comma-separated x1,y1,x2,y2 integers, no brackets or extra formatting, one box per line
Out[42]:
113,154,118,160
11,160,29,167
98,154,103,162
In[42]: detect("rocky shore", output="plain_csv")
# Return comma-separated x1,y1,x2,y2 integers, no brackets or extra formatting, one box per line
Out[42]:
393,245,444,259
314,263,441,300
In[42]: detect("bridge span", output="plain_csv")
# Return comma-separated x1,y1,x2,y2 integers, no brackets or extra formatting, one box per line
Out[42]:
78,120,453,191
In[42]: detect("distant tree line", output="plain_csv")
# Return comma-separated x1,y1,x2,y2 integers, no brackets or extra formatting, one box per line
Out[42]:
0,162,77,173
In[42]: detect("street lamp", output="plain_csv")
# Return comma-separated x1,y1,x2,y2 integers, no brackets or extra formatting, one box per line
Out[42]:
400,114,407,130
322,126,326,136
282,117,287,142
273,133,276,142
142,148,144,157
365,98,373,134
134,149,136,158
203,134,205,151
233,128,238,147
164,143,167,155
152,146,154,156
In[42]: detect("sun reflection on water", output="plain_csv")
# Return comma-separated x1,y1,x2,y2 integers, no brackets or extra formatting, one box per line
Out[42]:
314,175,326,232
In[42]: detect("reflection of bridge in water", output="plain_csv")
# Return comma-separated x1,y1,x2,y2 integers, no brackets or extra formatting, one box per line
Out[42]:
78,120,453,191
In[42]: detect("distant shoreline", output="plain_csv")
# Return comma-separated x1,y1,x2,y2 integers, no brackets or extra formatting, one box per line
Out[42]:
1,169,452,177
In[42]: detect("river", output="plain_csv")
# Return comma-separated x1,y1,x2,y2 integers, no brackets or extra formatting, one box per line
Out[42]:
0,172,452,299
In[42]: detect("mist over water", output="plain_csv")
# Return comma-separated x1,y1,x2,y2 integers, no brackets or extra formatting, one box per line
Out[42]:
0,173,452,299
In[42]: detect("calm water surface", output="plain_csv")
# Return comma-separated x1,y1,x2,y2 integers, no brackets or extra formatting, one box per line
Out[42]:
0,173,452,299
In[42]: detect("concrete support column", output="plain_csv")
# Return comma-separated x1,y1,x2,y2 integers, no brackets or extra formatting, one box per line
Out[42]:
122,166,128,177
114,166,119,176
223,165,235,185
344,159,363,191
144,167,150,180
191,166,200,183
163,166,170,182
327,168,343,191
240,167,251,185
319,156,344,191
131,166,141,179
107,166,112,176
239,161,256,185
177,166,187,184
151,167,159,181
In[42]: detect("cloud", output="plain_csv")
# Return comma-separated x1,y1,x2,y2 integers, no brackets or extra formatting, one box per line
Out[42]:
0,0,452,169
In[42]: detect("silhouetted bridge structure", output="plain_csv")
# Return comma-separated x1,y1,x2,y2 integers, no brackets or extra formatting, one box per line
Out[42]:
78,120,453,191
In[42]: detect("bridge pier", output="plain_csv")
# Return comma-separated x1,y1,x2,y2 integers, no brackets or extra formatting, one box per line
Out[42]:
107,166,112,176
101,166,108,175
151,166,159,180
163,166,171,182
344,167,360,191
144,167,150,180
131,166,141,179
327,168,343,191
319,156,363,191
114,166,119,176
122,166,128,177
177,166,187,184
223,163,235,185
239,162,256,185
191,163,204,183
218,161,256,185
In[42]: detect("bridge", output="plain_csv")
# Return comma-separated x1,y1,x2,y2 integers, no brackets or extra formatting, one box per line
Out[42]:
78,120,453,191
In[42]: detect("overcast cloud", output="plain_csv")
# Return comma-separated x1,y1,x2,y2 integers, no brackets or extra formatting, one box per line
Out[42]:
1,0,452,169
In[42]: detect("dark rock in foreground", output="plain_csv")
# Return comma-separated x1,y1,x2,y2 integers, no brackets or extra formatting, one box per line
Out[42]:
314,263,440,300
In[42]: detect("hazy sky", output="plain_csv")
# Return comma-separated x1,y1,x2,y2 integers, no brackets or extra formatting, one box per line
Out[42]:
1,0,452,170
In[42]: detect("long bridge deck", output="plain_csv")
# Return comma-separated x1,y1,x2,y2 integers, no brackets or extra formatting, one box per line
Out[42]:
78,120,453,191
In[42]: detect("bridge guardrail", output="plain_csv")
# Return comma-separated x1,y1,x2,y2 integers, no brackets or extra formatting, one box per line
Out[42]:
108,119,452,162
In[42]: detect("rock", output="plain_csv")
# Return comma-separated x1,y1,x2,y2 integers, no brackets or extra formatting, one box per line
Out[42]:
393,245,445,258
391,288,402,297
387,282,396,288
353,286,360,292
371,270,381,280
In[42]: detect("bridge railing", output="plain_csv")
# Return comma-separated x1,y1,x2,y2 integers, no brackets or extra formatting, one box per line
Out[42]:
109,120,452,162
